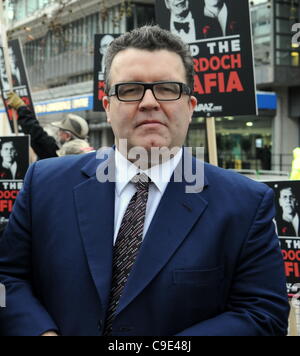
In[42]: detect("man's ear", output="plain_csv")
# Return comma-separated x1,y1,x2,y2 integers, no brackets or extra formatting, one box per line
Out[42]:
164,0,170,10
189,96,197,119
102,96,111,123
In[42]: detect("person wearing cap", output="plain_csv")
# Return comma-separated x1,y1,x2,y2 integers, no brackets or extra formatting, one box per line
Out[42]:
7,92,90,160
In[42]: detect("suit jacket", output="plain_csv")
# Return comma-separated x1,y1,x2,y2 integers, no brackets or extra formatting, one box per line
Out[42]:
0,162,27,180
195,1,239,40
0,148,289,336
275,214,300,237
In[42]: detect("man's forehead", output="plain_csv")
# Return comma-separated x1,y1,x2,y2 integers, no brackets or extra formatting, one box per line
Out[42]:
110,48,186,80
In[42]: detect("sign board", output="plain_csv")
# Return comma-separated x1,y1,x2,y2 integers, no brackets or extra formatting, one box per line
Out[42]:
0,135,30,226
264,181,300,298
155,0,257,117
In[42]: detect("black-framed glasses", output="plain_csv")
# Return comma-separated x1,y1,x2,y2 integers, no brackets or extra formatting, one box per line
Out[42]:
108,81,192,102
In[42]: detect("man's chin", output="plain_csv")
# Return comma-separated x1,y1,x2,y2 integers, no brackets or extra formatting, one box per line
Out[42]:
133,140,170,152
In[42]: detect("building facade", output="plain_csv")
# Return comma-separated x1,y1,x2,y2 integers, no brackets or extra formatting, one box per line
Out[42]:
1,0,299,172
251,0,300,172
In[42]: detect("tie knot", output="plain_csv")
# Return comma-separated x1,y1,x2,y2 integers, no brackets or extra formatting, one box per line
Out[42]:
131,173,151,191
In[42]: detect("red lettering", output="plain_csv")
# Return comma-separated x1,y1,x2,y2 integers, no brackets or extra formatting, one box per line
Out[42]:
193,58,199,72
194,54,243,72
226,71,244,92
284,262,300,277
221,55,231,70
0,200,8,212
295,262,300,277
205,73,218,94
231,54,242,68
0,200,13,212
210,56,220,71
98,90,105,101
0,191,19,199
199,58,209,72
218,73,225,93
194,72,244,94
193,75,205,95
285,262,294,277
282,249,300,261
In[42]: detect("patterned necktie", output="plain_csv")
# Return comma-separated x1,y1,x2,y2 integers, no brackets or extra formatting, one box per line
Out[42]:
103,173,151,335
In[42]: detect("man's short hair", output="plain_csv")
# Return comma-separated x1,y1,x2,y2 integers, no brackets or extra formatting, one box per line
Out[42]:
104,25,194,93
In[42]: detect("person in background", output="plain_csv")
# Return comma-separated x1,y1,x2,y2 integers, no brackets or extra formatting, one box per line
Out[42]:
7,92,90,160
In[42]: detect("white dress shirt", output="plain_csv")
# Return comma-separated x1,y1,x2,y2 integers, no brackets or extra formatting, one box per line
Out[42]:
170,11,196,43
113,148,183,245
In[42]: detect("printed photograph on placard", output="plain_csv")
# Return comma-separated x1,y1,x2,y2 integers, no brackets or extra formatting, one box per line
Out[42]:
264,181,300,298
156,0,240,43
0,135,30,228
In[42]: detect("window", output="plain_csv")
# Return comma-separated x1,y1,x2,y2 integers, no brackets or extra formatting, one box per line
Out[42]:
274,0,300,67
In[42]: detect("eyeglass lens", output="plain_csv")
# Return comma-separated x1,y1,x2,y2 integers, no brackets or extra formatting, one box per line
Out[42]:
118,83,181,101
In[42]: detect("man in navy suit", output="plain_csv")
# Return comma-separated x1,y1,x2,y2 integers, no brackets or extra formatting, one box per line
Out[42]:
0,26,289,336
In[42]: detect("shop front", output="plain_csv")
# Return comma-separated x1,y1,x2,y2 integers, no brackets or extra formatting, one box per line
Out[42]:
187,91,277,171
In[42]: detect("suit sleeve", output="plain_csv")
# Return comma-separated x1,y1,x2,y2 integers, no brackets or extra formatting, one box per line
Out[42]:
0,163,59,336
17,106,59,159
176,188,290,336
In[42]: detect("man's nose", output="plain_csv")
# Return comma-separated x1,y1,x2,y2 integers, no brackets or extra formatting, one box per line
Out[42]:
139,89,160,111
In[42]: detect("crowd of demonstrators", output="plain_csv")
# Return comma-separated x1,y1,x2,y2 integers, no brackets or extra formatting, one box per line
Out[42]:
7,92,93,160
0,25,289,336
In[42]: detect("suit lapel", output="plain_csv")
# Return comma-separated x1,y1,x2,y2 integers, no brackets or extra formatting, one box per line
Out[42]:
117,153,209,315
73,148,209,317
73,149,116,313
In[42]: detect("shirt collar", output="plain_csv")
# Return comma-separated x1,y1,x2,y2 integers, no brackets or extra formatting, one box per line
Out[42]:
115,147,183,196
204,3,227,19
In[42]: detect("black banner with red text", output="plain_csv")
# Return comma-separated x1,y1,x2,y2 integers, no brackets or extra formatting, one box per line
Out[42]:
155,0,257,117
265,181,300,298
